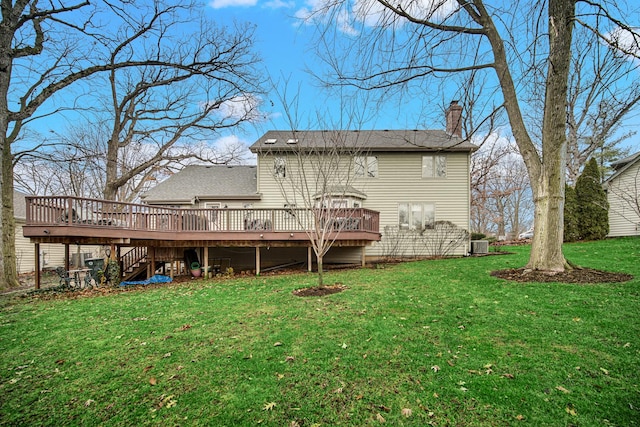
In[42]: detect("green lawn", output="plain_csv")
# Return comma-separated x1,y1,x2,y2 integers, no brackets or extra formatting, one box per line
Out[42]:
1,238,639,426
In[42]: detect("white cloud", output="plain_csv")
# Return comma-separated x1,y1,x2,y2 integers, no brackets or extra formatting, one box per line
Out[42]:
209,0,257,9
264,0,295,9
216,94,266,123
295,0,458,34
606,26,640,58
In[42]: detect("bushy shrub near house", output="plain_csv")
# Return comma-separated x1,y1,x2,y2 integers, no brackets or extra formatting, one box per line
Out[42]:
564,184,580,242
575,158,609,240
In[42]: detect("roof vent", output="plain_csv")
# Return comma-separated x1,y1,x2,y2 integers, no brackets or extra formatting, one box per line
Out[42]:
286,138,298,144
264,138,277,144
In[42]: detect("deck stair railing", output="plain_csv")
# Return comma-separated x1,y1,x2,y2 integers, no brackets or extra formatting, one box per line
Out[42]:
121,247,148,276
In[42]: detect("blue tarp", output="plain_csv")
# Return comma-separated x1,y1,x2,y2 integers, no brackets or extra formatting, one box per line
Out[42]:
119,274,173,287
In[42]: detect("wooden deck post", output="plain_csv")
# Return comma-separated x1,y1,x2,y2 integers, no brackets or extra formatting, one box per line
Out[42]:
34,243,40,290
204,246,209,278
361,246,366,267
308,246,312,272
64,243,70,271
255,246,260,276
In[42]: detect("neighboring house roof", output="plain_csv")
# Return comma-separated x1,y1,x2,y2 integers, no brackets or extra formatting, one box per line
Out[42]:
14,190,30,220
249,130,478,153
605,151,640,186
141,165,260,204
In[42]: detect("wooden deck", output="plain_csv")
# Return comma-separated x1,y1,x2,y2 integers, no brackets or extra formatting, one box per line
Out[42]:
23,196,381,247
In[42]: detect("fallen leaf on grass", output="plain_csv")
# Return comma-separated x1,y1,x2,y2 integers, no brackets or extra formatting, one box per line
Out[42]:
502,373,515,379
401,408,412,417
149,377,157,386
376,413,386,423
431,365,440,373
566,403,577,416
556,386,570,394
143,365,154,373
377,404,391,413
516,414,525,421
178,324,192,331
274,342,283,347
263,402,277,411
600,367,609,375
84,399,95,407
158,394,177,408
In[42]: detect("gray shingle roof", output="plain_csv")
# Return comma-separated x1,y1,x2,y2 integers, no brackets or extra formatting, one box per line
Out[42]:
249,130,477,153
141,165,259,204
605,151,640,185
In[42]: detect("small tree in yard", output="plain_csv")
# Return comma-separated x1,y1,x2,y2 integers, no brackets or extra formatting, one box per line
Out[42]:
253,130,366,287
563,184,580,242
576,158,609,240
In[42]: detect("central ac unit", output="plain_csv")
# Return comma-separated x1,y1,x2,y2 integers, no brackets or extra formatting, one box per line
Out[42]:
471,240,489,254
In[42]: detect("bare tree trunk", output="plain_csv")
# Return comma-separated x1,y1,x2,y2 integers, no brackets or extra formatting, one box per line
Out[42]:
1,138,18,289
527,0,575,272
0,30,17,289
317,255,324,287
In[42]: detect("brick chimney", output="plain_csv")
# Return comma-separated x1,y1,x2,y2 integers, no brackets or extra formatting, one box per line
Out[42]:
446,100,463,138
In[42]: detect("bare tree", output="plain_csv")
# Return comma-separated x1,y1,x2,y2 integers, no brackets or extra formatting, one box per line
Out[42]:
471,136,533,238
1,0,262,289
99,16,262,201
565,26,640,184
308,0,640,273
254,130,366,286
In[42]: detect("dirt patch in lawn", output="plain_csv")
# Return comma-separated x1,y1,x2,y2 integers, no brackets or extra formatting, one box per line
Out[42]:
292,283,347,297
491,267,633,284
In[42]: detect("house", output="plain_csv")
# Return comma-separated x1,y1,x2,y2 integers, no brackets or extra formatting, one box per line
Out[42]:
14,190,100,274
139,101,477,264
604,151,640,237
248,127,477,260
22,101,476,286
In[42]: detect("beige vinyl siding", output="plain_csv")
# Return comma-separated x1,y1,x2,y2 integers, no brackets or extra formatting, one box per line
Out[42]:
358,152,471,257
254,151,472,258
607,161,640,237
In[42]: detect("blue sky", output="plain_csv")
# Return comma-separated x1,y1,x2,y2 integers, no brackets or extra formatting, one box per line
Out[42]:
22,0,640,157
201,0,640,154
201,0,456,148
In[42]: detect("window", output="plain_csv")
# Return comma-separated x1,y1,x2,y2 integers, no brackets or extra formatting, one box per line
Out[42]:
331,199,348,208
274,157,286,178
398,203,435,230
422,155,446,178
354,156,379,178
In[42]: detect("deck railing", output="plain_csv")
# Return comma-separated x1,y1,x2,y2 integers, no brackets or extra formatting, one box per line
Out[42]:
25,196,380,235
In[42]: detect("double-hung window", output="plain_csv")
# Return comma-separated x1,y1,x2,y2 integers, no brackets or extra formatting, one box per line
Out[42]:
422,155,446,178
354,156,379,178
274,157,286,178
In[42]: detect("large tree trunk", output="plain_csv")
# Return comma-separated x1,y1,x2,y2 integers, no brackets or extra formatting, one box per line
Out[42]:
0,35,18,289
1,137,18,289
527,0,575,272
482,0,575,272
